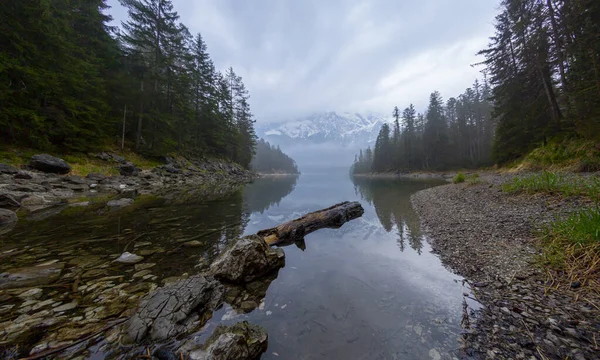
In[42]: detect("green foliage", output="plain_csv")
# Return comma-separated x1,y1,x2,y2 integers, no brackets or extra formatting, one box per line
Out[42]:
353,82,494,174
453,173,466,184
251,139,299,174
520,138,600,172
0,0,257,168
480,0,600,164
503,172,600,200
537,207,600,283
467,173,480,185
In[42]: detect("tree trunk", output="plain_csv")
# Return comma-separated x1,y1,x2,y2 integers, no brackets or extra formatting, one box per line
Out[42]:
257,201,364,246
136,80,144,151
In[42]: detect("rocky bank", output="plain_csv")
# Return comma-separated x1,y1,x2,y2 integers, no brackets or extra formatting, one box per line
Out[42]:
0,153,255,230
411,173,599,359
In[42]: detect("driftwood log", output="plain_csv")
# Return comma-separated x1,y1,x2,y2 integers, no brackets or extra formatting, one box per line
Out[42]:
257,201,364,246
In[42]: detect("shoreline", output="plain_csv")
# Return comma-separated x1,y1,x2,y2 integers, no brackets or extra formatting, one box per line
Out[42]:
352,171,464,181
410,173,599,359
0,154,256,228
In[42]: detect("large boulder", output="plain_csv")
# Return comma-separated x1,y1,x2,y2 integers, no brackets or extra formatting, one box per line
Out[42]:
29,154,71,174
210,235,285,284
185,322,268,360
0,208,18,225
118,162,140,177
125,275,224,343
0,164,18,174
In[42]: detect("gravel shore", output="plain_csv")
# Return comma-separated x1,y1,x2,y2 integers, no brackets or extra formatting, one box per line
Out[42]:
411,174,599,359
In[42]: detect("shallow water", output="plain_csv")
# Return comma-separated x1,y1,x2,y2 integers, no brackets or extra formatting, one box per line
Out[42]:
0,170,472,359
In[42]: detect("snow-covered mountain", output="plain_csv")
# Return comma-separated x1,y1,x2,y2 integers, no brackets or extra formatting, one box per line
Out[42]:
258,111,392,147
256,111,392,168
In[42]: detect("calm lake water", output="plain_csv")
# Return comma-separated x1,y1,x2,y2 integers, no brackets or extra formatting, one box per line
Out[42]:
1,170,471,359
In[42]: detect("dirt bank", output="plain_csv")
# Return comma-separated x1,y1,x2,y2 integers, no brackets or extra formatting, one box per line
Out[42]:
411,174,599,359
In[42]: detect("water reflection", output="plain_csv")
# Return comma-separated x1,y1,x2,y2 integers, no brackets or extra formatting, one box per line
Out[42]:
242,175,298,214
352,176,445,254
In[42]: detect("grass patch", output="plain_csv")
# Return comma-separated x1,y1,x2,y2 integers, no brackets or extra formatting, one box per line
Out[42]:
502,171,600,201
453,172,465,184
518,138,600,172
537,207,600,288
467,173,480,185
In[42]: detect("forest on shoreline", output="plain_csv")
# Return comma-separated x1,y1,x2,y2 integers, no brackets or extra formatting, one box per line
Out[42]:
353,0,600,174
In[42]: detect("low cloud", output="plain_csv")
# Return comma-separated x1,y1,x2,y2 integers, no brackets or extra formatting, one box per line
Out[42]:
106,0,498,122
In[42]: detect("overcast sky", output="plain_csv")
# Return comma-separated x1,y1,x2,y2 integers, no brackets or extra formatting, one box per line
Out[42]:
106,0,499,123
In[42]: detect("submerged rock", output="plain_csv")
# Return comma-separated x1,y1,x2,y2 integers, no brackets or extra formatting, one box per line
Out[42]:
125,274,223,342
0,263,64,289
210,235,285,284
0,208,18,225
114,252,144,264
107,198,134,207
30,154,71,174
185,321,268,360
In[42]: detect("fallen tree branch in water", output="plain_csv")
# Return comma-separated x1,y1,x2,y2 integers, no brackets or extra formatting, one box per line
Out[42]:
257,201,364,246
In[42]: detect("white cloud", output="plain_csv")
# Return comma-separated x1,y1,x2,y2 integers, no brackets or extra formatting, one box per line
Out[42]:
106,0,498,122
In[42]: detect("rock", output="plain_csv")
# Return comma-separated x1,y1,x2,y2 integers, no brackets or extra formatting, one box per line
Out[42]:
210,235,285,284
20,194,64,212
107,198,134,207
0,208,18,225
0,263,64,289
14,170,34,180
114,252,144,264
54,301,78,312
186,321,268,360
69,201,90,207
240,301,258,313
86,173,107,181
134,263,156,271
118,162,140,177
125,275,223,342
0,193,21,208
570,281,581,289
163,164,181,174
154,348,179,360
65,175,87,184
119,188,138,199
0,163,18,174
132,270,152,279
429,348,441,360
30,154,71,174
18,288,43,300
183,240,203,247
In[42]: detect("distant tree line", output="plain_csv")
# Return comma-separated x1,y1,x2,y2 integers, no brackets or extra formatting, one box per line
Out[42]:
353,81,494,173
251,139,299,174
479,0,600,164
0,0,256,168
354,0,600,173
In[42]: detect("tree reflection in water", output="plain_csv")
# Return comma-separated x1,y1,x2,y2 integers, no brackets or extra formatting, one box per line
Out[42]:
351,176,444,254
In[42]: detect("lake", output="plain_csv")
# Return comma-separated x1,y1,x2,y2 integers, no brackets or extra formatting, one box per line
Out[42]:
0,170,472,359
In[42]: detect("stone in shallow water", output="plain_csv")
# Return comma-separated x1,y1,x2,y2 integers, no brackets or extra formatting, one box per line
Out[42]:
185,321,268,360
134,263,156,271
125,274,223,342
183,240,203,247
210,235,285,284
18,288,43,300
54,301,78,312
132,270,152,279
107,198,134,207
114,252,144,264
0,263,64,289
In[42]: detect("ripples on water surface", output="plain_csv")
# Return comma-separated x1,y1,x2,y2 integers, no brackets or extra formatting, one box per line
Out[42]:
0,169,473,359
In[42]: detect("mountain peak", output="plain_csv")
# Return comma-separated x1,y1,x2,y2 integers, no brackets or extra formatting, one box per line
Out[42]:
257,111,391,146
